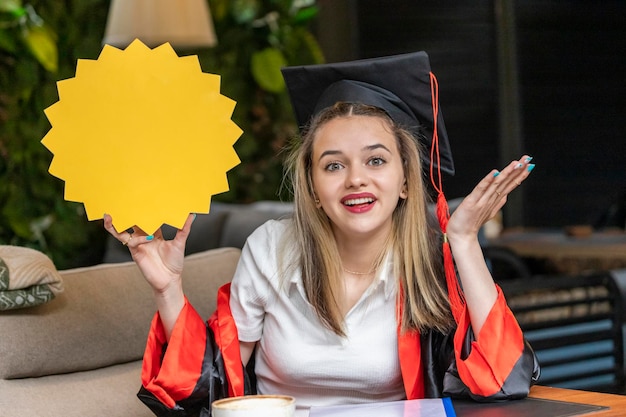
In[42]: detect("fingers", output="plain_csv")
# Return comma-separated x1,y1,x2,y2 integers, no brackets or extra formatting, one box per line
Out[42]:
481,155,535,202
173,213,196,245
102,214,156,248
450,156,535,236
121,232,133,246
493,155,535,198
467,155,534,220
103,213,195,249
103,214,124,238
103,220,135,247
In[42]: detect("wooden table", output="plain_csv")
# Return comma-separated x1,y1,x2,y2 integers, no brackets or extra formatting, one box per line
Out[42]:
489,229,626,274
529,385,626,416
300,387,626,416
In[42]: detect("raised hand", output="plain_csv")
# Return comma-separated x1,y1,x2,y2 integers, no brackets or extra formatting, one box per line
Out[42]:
444,155,535,333
448,155,535,242
103,213,195,293
103,213,196,340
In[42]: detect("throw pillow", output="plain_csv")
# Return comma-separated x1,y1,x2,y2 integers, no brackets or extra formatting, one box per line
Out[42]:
0,246,64,310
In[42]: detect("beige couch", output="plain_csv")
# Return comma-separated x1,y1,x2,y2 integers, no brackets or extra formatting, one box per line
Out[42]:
0,247,241,417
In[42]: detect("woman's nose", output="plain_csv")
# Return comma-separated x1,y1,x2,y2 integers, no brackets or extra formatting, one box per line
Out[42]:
345,164,367,188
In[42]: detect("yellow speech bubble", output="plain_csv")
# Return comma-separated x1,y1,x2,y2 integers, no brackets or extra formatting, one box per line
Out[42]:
42,39,242,235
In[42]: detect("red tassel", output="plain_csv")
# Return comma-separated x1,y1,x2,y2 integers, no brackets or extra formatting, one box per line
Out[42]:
435,192,449,233
443,235,465,323
429,73,465,324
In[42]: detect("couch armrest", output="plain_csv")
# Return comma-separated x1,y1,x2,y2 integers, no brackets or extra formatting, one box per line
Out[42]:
0,247,240,380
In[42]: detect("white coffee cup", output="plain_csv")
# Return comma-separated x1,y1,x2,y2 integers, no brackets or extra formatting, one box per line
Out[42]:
211,394,296,417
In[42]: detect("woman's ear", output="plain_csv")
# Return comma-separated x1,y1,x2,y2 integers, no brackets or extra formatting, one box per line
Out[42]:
400,180,408,199
313,191,322,208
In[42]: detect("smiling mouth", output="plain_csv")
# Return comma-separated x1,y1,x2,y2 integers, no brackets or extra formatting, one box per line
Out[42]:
343,197,375,206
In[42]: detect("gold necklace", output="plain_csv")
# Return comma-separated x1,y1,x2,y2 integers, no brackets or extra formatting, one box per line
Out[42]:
343,267,376,276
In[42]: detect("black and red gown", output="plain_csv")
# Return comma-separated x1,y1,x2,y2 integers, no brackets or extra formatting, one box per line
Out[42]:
136,281,539,416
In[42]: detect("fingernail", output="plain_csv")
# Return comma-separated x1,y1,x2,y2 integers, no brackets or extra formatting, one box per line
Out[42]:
527,164,536,172
146,235,154,241
493,171,500,177
514,163,523,169
525,156,533,163
193,213,197,221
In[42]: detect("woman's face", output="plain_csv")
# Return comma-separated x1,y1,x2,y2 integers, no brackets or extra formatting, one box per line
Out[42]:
311,115,407,243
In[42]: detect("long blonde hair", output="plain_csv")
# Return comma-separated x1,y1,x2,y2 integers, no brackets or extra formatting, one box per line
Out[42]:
283,102,453,336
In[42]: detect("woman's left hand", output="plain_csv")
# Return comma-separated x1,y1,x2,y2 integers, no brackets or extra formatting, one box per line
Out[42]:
447,155,535,242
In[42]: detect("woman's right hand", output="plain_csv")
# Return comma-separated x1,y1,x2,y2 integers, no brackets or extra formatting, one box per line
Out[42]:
103,213,194,293
103,213,195,339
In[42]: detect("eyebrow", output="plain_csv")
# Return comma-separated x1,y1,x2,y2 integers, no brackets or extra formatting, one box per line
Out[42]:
318,144,392,161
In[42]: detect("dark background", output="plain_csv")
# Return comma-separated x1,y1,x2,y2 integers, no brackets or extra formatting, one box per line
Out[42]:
315,0,625,229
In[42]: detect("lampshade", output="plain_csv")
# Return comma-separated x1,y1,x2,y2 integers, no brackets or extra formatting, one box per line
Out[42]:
103,0,217,49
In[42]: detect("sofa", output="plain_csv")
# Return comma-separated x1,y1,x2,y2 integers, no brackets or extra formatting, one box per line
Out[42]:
0,202,293,417
0,247,243,417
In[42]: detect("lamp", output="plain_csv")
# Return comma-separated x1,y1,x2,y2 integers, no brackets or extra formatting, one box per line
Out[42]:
103,0,217,49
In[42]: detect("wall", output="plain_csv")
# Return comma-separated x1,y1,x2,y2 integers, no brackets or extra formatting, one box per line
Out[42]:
515,0,626,227
316,0,626,228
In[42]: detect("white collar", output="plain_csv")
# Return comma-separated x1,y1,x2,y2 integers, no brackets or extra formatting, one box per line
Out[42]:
288,251,398,301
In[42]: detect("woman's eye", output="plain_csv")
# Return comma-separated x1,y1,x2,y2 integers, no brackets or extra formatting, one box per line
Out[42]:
368,157,386,166
325,162,343,171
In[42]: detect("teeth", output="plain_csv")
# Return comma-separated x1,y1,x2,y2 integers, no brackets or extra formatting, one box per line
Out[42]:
344,197,374,206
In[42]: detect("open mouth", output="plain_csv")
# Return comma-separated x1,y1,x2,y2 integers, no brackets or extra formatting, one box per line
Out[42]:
343,197,375,207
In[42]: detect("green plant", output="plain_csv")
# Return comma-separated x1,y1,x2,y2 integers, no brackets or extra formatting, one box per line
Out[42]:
0,0,114,269
201,0,324,202
0,0,323,268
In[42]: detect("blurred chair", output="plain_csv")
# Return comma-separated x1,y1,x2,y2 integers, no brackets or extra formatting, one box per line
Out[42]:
482,245,532,281
594,187,626,230
499,270,626,394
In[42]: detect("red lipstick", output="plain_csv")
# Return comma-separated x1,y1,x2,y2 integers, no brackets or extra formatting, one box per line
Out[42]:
341,193,376,213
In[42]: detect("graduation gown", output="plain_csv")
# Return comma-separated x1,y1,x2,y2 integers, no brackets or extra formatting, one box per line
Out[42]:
137,283,540,417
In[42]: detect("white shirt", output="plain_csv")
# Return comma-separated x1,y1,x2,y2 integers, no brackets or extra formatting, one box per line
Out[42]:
230,220,406,408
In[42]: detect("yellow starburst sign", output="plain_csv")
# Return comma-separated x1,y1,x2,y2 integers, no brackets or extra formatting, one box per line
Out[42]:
42,39,242,235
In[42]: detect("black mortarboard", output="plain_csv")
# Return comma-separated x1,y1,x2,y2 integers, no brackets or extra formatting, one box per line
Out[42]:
281,51,454,175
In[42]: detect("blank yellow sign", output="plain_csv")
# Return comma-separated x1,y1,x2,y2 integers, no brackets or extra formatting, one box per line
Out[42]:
42,39,242,235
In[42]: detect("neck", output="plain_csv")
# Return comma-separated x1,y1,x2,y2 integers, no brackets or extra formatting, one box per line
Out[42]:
334,229,390,276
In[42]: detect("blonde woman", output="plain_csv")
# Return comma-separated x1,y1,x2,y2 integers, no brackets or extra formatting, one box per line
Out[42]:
104,52,539,415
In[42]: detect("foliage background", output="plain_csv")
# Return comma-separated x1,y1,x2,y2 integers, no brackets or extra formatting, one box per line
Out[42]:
0,0,323,269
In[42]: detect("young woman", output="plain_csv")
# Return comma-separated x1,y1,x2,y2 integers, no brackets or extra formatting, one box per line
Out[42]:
104,52,539,415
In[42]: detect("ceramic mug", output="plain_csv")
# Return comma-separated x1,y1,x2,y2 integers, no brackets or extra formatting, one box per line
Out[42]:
211,394,296,417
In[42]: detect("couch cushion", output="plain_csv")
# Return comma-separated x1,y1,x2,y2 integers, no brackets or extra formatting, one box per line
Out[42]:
0,247,240,379
0,361,153,417
219,208,292,248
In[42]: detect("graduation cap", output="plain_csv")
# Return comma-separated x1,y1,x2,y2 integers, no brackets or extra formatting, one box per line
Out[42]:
281,51,454,176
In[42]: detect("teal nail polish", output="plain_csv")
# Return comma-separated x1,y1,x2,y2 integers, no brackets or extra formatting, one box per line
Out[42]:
146,235,154,241
525,156,533,163
493,171,500,177
527,164,536,172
